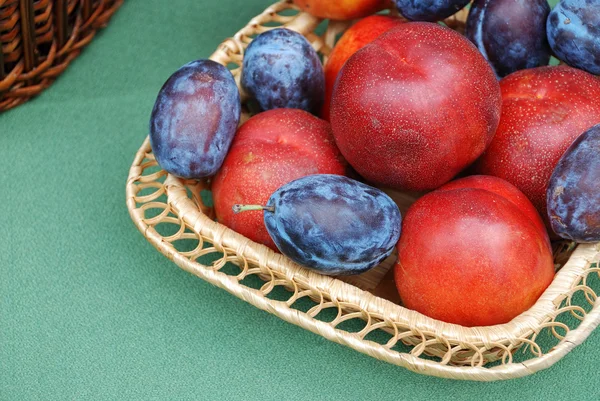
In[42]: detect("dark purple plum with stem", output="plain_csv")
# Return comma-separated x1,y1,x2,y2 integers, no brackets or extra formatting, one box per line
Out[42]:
547,0,600,75
233,175,402,276
466,0,551,78
241,28,325,114
150,59,241,179
394,0,470,22
547,124,600,243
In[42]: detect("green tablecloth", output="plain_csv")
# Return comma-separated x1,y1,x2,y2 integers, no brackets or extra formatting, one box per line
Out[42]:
2,0,598,399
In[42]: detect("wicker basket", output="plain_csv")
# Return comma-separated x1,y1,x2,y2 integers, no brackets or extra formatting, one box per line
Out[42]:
126,0,600,381
0,0,123,111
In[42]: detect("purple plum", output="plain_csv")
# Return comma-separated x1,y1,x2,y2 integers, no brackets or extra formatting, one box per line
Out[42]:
235,175,402,276
547,0,600,75
241,28,324,114
466,0,551,78
394,0,470,22
149,59,241,179
547,124,600,243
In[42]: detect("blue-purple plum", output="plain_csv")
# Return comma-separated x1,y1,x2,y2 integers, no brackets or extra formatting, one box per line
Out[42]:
547,0,600,75
394,0,470,21
257,175,401,276
241,28,325,114
466,0,551,77
547,124,600,242
150,59,241,179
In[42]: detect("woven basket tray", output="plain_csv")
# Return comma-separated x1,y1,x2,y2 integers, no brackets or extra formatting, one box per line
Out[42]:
0,0,123,111
126,0,600,381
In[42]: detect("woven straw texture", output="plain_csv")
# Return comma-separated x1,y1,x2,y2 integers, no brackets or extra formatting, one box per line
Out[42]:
126,0,600,381
0,0,123,111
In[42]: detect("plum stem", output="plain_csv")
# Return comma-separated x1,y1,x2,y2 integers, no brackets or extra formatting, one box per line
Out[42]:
232,204,275,214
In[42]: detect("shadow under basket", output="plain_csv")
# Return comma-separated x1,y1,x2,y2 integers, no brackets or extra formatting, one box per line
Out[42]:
125,0,600,381
0,0,123,111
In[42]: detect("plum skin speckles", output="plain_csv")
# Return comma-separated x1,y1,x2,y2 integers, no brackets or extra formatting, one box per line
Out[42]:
394,0,470,22
149,59,241,179
466,0,551,78
263,175,402,276
547,0,600,75
547,124,600,242
241,28,325,114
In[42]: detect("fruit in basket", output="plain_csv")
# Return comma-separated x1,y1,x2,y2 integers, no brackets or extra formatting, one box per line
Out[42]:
241,28,325,114
475,66,600,229
234,175,402,276
440,176,551,248
547,124,600,243
547,0,600,75
394,0,470,21
149,60,241,179
293,0,389,20
395,175,555,327
212,109,347,250
330,23,501,192
466,0,551,77
322,15,404,121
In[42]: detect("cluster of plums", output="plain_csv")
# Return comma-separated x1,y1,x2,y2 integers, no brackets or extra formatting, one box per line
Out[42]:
149,0,599,327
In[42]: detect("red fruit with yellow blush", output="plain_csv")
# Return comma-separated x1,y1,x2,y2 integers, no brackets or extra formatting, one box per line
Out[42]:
475,66,600,230
212,109,347,250
293,0,390,20
322,15,404,121
395,176,555,327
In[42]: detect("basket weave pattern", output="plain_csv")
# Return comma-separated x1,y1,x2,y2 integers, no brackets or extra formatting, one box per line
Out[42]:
0,0,123,111
126,1,600,381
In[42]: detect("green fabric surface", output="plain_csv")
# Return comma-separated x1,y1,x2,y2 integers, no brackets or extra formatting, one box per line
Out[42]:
2,0,599,399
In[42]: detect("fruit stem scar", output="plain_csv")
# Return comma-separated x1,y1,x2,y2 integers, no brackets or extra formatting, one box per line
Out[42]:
233,204,275,214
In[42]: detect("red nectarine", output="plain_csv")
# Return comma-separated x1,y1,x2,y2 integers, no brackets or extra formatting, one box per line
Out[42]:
439,175,551,250
293,0,389,20
395,176,555,327
330,23,501,191
212,109,347,250
475,66,600,229
322,15,404,121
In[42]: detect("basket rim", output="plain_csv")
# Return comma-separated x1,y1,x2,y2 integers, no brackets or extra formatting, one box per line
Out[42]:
126,0,600,381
